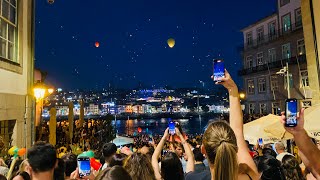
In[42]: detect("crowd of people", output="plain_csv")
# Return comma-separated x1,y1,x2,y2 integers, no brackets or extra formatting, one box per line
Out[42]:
1,70,320,180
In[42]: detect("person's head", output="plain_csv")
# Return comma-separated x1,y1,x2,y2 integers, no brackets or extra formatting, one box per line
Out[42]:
109,153,127,167
124,153,155,180
193,148,204,162
263,143,273,150
0,174,6,180
61,153,77,177
257,155,285,180
202,121,238,180
281,155,305,180
172,142,183,157
102,143,117,163
262,148,277,158
94,166,132,180
161,152,184,180
54,159,65,180
274,142,286,154
316,140,320,150
27,142,57,175
12,171,31,180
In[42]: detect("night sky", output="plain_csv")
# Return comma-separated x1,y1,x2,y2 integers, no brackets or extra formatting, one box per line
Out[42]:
35,0,277,90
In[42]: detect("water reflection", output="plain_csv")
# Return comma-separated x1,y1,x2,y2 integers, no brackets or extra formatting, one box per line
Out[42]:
115,117,215,135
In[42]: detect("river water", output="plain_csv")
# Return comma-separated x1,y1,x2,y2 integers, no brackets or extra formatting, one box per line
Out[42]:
113,116,218,135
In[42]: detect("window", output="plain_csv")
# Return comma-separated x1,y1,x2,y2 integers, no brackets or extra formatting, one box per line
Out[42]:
268,48,276,62
258,78,266,93
247,79,255,94
295,8,302,27
260,103,267,114
268,21,277,39
0,120,16,147
270,75,279,91
280,0,290,7
282,43,291,59
300,70,309,87
0,0,17,62
246,56,253,68
272,102,280,115
257,27,264,44
249,103,255,114
297,39,305,55
246,32,253,46
257,52,264,65
282,13,291,32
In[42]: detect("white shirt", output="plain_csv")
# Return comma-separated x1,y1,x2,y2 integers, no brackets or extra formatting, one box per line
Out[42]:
276,152,293,162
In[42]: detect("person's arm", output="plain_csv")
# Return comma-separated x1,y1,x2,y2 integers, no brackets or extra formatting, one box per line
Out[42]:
176,128,194,173
280,110,320,179
152,128,169,180
215,70,259,179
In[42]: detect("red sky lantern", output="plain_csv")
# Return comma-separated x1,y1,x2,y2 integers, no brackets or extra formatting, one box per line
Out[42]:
137,127,142,133
95,42,100,48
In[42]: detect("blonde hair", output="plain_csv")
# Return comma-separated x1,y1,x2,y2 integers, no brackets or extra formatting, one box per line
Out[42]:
203,121,238,180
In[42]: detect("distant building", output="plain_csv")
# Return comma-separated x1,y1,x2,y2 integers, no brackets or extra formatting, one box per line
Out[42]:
239,0,308,114
86,104,99,115
132,105,143,114
56,105,69,116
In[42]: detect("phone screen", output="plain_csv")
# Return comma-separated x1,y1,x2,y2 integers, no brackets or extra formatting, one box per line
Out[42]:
286,99,298,127
78,157,91,178
213,59,225,82
169,121,175,135
258,138,263,146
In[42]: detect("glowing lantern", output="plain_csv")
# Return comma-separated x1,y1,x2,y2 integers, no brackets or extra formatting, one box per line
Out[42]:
95,42,100,48
48,0,54,4
137,127,142,133
167,38,175,48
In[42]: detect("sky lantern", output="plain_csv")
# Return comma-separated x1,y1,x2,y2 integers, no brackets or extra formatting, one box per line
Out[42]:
167,38,175,48
48,0,54,4
95,42,100,48
137,127,142,133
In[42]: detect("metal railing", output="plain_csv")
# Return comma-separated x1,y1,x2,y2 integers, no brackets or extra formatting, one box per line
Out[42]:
243,22,303,50
238,54,306,76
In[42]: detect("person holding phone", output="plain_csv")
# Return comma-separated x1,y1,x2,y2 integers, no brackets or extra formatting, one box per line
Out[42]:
280,109,320,179
151,127,194,180
186,69,259,180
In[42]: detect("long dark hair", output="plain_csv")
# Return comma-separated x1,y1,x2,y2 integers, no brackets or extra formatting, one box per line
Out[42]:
258,155,285,180
161,152,184,180
281,155,305,180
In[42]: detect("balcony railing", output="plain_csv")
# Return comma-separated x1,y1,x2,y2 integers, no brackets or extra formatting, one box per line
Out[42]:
243,22,303,50
238,54,306,76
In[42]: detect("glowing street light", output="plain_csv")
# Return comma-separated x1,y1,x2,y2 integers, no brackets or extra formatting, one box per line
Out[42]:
239,92,246,100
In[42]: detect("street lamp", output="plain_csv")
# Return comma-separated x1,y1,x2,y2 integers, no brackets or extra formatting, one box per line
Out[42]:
239,92,246,100
276,62,291,98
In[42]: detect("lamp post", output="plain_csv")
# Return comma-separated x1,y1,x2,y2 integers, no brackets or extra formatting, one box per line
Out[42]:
33,82,54,141
276,62,291,98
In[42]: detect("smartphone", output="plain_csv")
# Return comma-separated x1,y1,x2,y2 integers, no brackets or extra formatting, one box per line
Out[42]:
148,135,153,143
258,138,263,146
168,121,175,135
77,156,91,178
285,98,298,127
213,59,225,82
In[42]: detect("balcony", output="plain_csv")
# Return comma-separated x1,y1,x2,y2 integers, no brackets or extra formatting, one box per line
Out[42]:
243,22,303,51
238,54,306,76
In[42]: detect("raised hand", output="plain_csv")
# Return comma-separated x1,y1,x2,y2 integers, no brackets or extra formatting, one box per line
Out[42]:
280,108,305,136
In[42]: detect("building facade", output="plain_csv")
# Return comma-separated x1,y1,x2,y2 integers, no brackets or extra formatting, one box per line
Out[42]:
240,0,309,115
0,0,35,148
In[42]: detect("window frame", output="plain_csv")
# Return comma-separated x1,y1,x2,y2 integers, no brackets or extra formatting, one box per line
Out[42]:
297,39,305,55
246,55,253,68
295,8,302,28
247,79,255,95
280,0,290,7
258,77,267,93
259,103,267,114
272,102,280,115
270,75,279,91
282,43,291,60
246,31,253,46
248,103,255,114
268,48,276,62
257,52,264,65
257,26,264,44
282,13,292,33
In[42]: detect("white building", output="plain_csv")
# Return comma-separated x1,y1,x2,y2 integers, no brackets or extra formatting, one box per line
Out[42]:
86,104,99,115
0,0,34,148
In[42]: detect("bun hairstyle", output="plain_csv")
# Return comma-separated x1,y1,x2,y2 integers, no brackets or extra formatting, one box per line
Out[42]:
202,121,238,180
281,155,305,180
